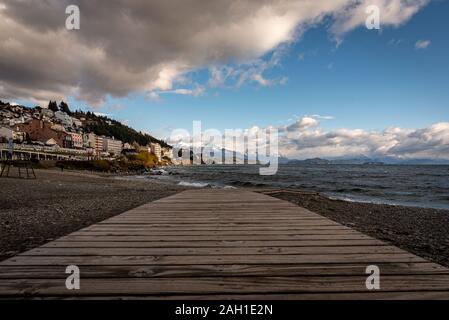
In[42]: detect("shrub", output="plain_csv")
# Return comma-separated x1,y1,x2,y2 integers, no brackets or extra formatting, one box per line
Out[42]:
129,151,159,167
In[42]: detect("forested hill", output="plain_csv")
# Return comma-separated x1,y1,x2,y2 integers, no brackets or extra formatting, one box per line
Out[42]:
73,110,171,148
1,100,170,148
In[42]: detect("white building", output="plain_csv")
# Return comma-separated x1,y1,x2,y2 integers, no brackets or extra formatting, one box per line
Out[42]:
162,147,173,160
72,117,83,128
84,132,96,149
123,142,133,150
54,111,73,127
40,108,54,119
103,137,123,155
150,142,162,162
0,126,25,142
0,126,13,139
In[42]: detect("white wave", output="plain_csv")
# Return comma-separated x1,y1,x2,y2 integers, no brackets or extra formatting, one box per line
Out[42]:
178,181,210,188
223,185,238,189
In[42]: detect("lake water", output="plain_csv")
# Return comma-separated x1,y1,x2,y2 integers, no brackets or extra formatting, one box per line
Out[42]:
147,164,449,210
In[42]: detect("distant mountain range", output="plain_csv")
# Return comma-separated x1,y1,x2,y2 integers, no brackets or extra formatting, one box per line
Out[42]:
284,156,449,165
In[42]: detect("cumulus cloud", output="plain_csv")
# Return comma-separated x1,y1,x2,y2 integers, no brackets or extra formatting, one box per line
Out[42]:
0,0,429,106
415,39,431,49
278,117,449,160
285,117,319,132
166,117,449,161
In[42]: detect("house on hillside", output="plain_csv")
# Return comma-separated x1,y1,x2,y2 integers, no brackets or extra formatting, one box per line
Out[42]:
68,132,83,149
16,119,71,148
0,126,26,143
54,111,73,127
45,138,58,146
72,117,83,128
0,126,13,141
51,124,65,132
40,108,54,121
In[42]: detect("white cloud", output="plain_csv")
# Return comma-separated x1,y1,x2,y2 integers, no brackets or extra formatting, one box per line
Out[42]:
147,92,161,102
292,117,319,130
278,117,449,160
166,117,449,161
0,0,429,105
330,0,429,41
306,114,335,120
172,87,205,97
93,112,111,117
148,85,205,101
415,39,431,50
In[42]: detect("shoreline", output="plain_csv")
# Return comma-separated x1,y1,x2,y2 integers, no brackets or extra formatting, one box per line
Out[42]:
261,189,449,268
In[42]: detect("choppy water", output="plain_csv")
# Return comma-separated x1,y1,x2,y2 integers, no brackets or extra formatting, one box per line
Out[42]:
147,164,449,210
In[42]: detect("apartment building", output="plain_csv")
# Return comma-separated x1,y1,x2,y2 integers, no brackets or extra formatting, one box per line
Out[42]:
103,136,123,155
68,132,83,149
150,142,162,162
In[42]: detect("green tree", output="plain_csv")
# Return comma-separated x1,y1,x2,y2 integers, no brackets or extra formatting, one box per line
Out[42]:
48,101,59,112
59,101,71,115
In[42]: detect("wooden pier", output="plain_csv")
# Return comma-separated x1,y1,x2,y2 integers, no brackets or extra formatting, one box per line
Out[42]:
1,189,449,299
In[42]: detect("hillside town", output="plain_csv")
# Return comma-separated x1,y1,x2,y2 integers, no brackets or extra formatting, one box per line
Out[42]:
0,101,172,163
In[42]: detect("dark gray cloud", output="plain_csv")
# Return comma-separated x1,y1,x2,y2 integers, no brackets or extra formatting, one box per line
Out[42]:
0,0,428,105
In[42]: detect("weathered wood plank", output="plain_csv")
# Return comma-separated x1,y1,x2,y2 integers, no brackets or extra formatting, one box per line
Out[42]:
64,292,449,300
2,253,426,266
41,239,387,248
100,219,333,224
2,275,449,297
2,263,448,279
20,245,406,256
58,234,372,241
74,230,359,236
87,225,349,231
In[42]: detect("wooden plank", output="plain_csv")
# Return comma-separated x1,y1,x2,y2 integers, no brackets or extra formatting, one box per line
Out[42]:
2,253,426,266
64,292,449,300
103,215,326,219
105,212,327,216
41,239,387,248
97,220,340,226
74,230,359,236
20,245,406,256
2,275,449,297
99,219,332,224
2,263,448,279
58,234,372,241
86,225,349,231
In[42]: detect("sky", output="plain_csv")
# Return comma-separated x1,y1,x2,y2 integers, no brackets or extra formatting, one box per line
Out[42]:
1,0,448,160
